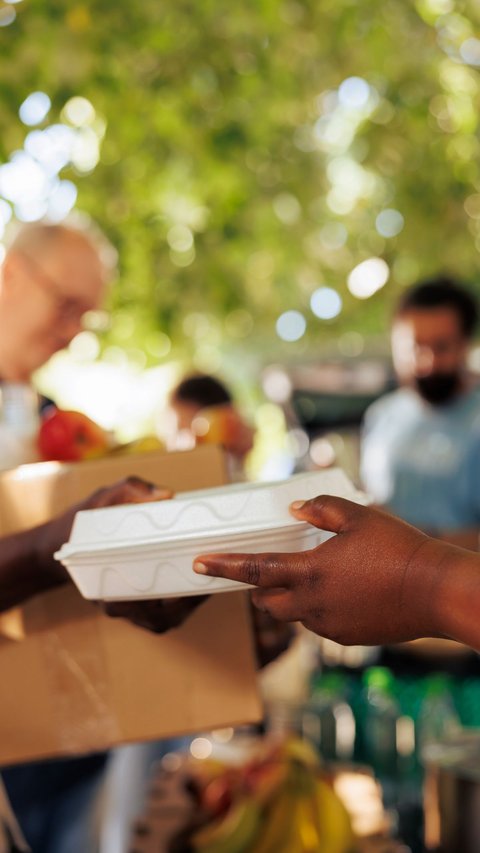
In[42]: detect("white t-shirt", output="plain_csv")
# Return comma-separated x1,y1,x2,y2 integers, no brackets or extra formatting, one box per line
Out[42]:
361,385,480,532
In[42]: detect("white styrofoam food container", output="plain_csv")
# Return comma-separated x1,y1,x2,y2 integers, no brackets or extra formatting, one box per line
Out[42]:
55,468,367,601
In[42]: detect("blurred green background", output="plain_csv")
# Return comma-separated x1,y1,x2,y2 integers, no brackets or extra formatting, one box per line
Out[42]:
1,0,480,454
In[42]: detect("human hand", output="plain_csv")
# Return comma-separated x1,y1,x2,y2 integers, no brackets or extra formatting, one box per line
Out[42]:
250,604,295,667
36,477,208,634
194,496,457,646
103,596,207,635
36,476,171,580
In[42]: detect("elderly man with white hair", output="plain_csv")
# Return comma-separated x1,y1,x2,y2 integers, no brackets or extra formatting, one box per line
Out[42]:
0,221,110,470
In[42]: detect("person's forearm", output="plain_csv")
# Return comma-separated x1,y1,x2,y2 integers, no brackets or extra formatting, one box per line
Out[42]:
0,524,67,613
434,548,480,651
436,527,479,552
0,477,172,620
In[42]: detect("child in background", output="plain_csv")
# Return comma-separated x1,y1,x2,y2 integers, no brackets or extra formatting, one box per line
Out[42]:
168,374,255,478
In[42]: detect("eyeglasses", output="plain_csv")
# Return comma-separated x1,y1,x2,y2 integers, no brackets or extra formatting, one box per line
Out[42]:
18,251,95,324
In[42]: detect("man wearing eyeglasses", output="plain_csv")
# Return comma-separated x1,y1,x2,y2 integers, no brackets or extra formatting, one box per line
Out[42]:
0,221,111,472
0,222,108,384
0,222,114,852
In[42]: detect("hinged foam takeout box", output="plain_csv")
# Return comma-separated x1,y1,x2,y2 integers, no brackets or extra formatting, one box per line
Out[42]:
55,469,366,602
0,446,262,766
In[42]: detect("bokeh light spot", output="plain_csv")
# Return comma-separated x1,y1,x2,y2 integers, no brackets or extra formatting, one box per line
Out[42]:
310,286,342,320
0,6,16,26
338,77,370,109
71,128,100,172
190,738,212,760
262,366,292,403
464,194,480,219
287,428,310,459
63,96,96,127
326,188,355,215
167,224,194,252
310,437,336,468
347,258,389,299
276,310,306,342
273,192,301,225
460,38,480,66
19,92,51,125
375,209,404,238
146,332,171,359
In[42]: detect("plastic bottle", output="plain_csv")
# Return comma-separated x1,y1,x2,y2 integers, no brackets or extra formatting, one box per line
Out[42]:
417,674,460,764
302,672,355,762
362,667,400,805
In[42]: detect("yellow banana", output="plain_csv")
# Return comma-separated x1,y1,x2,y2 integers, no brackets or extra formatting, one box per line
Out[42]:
293,794,323,851
251,778,298,853
259,761,354,853
192,796,261,853
253,757,322,853
310,777,355,853
107,435,165,455
281,736,320,769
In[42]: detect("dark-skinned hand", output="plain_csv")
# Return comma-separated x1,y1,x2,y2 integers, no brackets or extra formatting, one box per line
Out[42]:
194,495,468,647
34,476,206,634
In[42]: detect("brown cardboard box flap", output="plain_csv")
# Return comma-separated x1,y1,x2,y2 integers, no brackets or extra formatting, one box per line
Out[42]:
0,446,261,765
0,444,229,535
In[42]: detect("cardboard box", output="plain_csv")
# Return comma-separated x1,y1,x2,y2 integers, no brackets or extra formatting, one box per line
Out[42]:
0,446,261,766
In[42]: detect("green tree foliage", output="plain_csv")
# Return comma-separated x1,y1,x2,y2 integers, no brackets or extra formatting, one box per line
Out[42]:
1,0,480,360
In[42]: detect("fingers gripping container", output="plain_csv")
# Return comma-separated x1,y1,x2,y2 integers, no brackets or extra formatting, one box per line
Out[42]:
55,468,367,601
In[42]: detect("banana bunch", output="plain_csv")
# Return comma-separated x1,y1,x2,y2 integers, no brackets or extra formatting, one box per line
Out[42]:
251,740,355,853
191,737,356,853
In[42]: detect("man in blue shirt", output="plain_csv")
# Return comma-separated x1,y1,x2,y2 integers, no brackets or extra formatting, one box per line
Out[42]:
361,277,480,551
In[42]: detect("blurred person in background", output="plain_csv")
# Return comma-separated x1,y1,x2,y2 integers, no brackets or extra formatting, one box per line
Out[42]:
360,276,480,672
0,221,110,470
0,221,114,852
0,223,212,853
167,373,255,478
0,222,108,385
361,277,480,551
